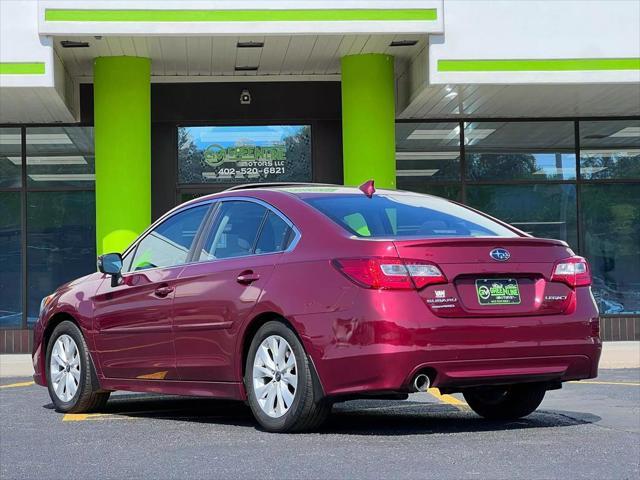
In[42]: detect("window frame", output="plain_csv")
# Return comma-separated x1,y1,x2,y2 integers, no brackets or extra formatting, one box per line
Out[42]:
191,196,300,265
121,196,300,273
122,201,216,274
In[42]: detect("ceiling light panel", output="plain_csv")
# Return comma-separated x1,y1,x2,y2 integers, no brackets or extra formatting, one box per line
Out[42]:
610,126,640,138
8,156,87,166
407,129,459,140
396,152,459,160
25,133,73,145
0,134,21,144
396,169,440,176
464,129,496,140
28,174,95,182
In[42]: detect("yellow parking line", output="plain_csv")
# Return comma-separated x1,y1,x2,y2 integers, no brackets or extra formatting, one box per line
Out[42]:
0,381,35,389
62,413,111,422
429,388,467,409
569,380,640,386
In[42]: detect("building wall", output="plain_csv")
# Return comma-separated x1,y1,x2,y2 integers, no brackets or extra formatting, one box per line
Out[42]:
79,81,343,218
429,0,640,85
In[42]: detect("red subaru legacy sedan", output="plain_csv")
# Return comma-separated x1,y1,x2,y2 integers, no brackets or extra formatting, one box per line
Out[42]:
32,183,601,432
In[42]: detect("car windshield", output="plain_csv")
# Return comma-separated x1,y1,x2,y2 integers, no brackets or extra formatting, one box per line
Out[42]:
303,194,519,238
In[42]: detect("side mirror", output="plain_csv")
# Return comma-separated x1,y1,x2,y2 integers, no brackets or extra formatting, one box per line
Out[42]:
97,253,123,287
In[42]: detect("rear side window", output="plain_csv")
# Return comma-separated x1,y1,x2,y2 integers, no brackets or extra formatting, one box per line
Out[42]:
128,204,209,271
255,211,294,254
198,201,266,260
304,194,518,238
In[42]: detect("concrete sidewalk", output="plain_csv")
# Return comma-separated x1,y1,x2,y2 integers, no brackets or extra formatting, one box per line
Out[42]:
2,342,639,378
598,341,640,369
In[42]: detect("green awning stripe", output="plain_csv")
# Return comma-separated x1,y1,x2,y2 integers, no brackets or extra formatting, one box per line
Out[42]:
0,62,45,75
44,8,437,22
438,58,640,72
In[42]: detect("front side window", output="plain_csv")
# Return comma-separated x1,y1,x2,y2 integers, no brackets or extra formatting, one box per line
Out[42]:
128,205,209,271
304,194,518,238
198,201,267,261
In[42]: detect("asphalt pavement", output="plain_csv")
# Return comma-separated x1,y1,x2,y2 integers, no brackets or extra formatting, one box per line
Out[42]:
1,369,639,480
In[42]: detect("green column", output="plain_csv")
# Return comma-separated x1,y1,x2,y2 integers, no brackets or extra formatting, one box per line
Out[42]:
341,54,396,189
94,56,151,254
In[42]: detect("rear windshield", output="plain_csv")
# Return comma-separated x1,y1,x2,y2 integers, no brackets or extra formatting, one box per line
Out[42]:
303,194,518,238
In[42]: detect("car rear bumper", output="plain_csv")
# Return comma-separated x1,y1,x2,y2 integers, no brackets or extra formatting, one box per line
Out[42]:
306,343,600,397
294,287,601,398
408,352,599,390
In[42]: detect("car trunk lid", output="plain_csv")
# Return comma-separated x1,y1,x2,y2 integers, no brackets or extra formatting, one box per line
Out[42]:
393,237,576,317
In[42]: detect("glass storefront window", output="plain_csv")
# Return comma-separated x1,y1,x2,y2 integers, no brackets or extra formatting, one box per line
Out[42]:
26,191,96,324
396,122,460,183
465,121,576,181
26,127,95,188
178,125,312,184
396,182,461,202
580,120,640,180
0,192,22,328
0,127,23,188
466,184,578,248
582,184,640,314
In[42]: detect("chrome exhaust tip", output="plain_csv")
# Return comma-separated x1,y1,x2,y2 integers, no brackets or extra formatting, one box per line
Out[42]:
413,374,430,392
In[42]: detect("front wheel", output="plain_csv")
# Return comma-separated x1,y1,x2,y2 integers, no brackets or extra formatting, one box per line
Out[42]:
245,321,330,432
463,383,546,420
45,321,110,413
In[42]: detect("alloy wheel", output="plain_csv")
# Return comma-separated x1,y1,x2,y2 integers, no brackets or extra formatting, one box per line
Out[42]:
49,334,81,402
252,335,298,418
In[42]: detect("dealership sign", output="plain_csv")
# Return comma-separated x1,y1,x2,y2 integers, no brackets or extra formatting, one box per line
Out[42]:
178,125,311,184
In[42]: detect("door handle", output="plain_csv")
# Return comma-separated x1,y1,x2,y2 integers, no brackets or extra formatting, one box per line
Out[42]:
154,285,175,297
237,271,260,285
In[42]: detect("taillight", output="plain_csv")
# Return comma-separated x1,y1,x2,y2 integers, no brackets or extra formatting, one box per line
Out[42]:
332,257,447,290
551,256,591,287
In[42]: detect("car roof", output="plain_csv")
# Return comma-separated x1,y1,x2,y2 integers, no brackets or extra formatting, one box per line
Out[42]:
179,183,438,208
228,183,427,197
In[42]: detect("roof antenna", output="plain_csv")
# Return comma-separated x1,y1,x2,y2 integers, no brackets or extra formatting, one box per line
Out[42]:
359,179,375,198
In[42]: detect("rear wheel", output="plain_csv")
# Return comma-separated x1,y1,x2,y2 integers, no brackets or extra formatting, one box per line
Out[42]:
463,383,546,420
45,321,110,413
245,321,330,432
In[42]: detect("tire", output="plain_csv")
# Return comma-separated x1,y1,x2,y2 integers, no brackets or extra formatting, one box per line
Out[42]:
244,321,330,432
463,383,546,420
45,321,110,413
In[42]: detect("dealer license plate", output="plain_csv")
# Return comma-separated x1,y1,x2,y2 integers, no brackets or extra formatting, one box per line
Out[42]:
475,278,521,305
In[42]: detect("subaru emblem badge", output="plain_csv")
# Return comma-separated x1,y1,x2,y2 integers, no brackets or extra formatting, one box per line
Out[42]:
490,248,510,262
